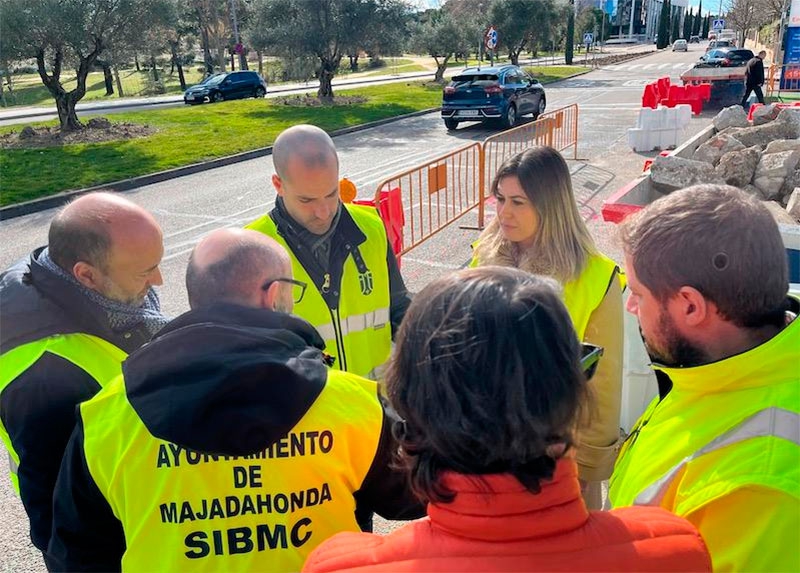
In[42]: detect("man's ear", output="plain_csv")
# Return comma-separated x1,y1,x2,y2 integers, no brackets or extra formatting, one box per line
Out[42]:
260,281,281,310
72,261,101,291
272,174,285,197
674,286,709,328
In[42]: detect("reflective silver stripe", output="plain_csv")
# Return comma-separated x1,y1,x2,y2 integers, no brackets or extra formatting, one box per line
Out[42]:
342,308,390,337
634,407,800,506
8,452,18,475
315,323,336,341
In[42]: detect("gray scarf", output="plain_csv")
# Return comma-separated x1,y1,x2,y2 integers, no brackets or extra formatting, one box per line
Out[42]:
38,248,169,337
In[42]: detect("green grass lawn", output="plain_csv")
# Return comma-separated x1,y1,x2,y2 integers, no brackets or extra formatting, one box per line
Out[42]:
1,65,589,207
1,58,417,108
1,81,443,206
3,68,210,107
363,63,429,77
523,65,590,83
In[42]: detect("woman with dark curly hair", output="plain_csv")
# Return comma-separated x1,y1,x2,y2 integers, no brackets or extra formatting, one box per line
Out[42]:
304,267,710,573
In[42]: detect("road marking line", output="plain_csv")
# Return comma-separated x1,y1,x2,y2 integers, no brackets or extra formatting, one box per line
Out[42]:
673,63,688,69
626,64,643,70
402,257,462,270
642,64,658,70
658,63,671,69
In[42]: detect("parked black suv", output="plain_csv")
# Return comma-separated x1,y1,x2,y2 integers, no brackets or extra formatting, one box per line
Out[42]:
183,71,268,104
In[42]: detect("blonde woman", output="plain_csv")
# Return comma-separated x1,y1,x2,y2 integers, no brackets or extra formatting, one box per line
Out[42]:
471,146,623,509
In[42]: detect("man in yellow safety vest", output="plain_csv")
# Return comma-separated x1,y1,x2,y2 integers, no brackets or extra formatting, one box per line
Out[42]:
47,229,424,572
0,193,166,562
610,184,799,572
246,125,410,381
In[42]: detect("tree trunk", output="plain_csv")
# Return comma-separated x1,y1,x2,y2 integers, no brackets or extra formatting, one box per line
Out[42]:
317,65,335,99
135,54,141,72
113,66,124,97
170,41,186,90
98,60,114,96
217,43,227,72
201,29,214,75
434,56,450,82
349,54,359,72
510,51,519,66
565,7,575,65
150,55,160,82
257,50,264,75
230,51,235,71
55,92,83,132
1,67,13,106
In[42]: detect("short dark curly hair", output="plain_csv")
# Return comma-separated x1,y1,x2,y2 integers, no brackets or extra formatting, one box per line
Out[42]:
386,266,587,503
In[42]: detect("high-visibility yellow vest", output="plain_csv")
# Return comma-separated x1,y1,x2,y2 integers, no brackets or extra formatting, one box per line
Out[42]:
609,307,800,571
0,334,126,493
470,250,619,340
246,205,391,379
79,369,384,572
561,254,620,340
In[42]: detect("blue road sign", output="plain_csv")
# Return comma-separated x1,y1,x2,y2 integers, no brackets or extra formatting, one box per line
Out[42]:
583,32,594,44
485,26,498,50
712,19,725,29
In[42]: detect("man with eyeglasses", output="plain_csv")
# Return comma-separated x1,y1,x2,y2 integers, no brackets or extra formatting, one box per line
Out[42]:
47,229,425,572
246,124,410,380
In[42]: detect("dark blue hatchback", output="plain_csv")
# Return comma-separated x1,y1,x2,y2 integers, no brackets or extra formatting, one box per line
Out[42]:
441,65,546,131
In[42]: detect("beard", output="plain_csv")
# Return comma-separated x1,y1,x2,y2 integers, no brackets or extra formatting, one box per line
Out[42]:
97,276,149,307
642,310,709,368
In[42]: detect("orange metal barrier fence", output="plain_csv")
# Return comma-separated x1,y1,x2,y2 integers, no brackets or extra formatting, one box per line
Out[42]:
370,104,579,257
372,142,484,257
767,64,800,98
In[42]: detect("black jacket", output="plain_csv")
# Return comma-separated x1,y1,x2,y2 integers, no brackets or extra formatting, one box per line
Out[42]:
745,56,765,87
47,304,424,572
271,198,411,338
0,248,150,553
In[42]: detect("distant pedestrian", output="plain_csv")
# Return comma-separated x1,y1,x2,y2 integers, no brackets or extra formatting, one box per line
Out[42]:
741,50,766,110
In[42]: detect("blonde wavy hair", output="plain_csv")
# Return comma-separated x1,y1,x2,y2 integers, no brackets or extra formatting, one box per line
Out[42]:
474,147,597,283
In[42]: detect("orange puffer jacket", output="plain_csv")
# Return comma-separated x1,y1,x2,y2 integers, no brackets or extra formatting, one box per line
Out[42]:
303,459,710,572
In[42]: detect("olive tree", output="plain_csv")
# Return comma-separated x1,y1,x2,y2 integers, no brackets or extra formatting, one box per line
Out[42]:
0,0,171,132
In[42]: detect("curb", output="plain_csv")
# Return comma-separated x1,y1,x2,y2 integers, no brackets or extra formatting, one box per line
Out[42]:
0,106,441,221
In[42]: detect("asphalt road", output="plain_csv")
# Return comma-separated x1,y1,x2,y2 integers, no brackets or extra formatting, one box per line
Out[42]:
0,45,712,571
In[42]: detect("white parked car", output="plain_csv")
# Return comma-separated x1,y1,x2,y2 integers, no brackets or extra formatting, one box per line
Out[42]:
672,39,688,52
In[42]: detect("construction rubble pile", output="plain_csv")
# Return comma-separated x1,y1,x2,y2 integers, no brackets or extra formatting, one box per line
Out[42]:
650,105,800,224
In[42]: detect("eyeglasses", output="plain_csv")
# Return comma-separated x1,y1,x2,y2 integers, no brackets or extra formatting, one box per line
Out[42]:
261,277,308,304
580,343,604,381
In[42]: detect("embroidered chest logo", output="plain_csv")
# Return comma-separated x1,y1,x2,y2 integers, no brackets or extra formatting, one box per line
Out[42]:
352,247,373,296
359,271,374,296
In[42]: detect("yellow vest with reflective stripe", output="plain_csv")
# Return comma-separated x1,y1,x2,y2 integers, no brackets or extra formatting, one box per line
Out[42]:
246,205,391,379
609,307,800,570
79,369,384,572
0,334,126,493
470,250,619,341
562,254,620,340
